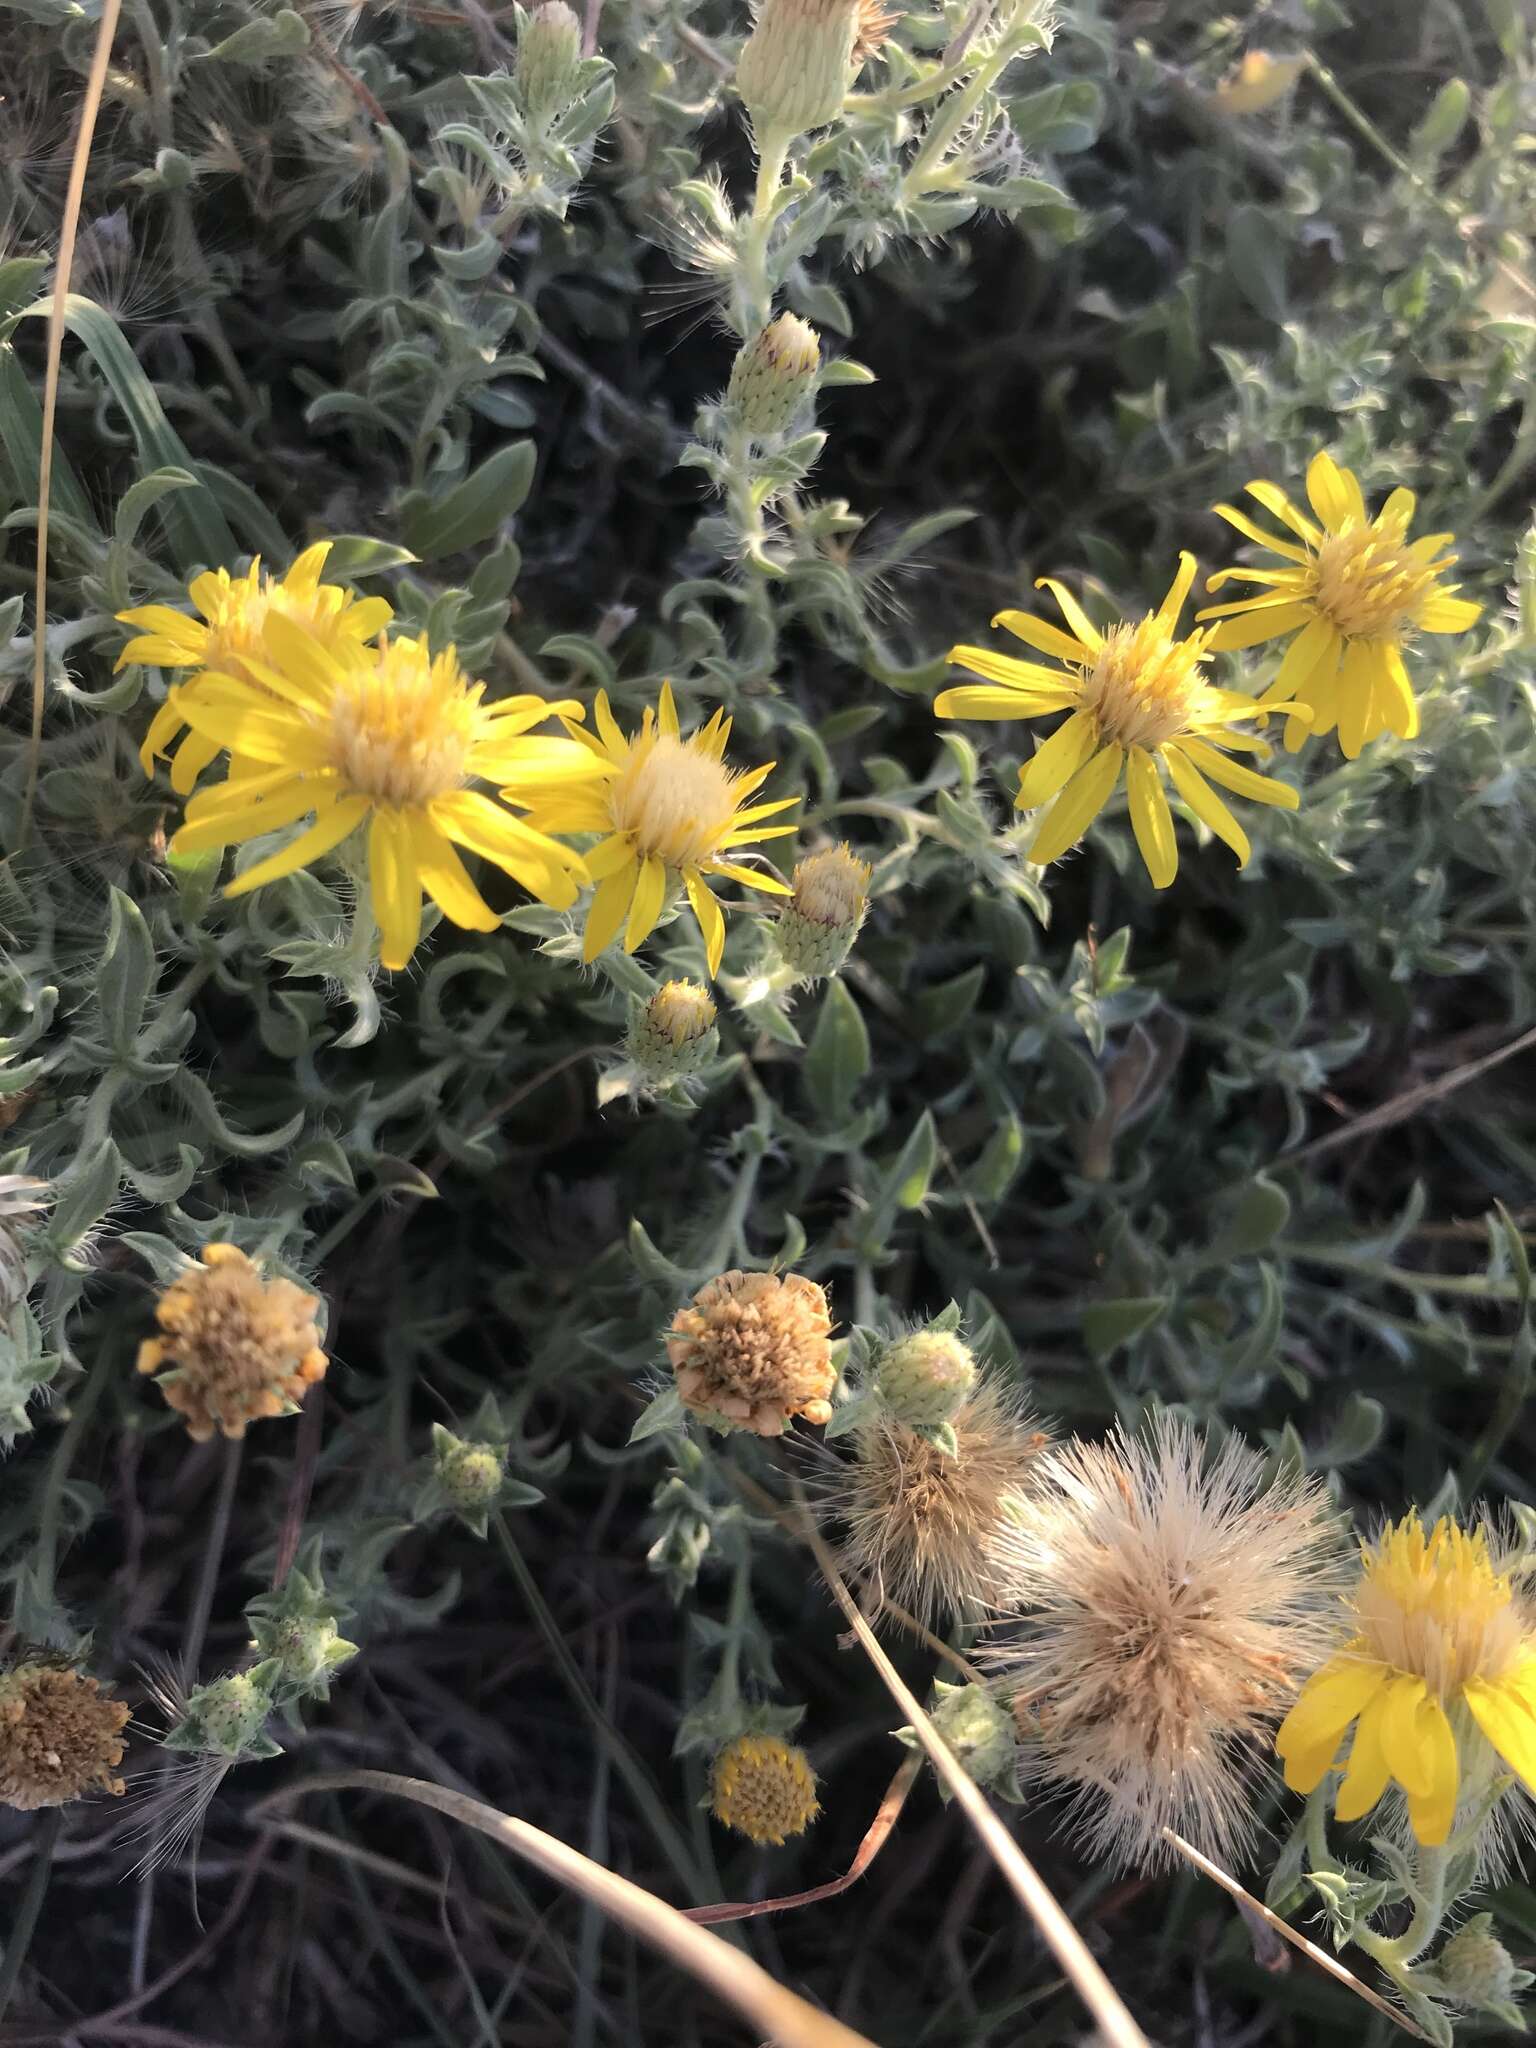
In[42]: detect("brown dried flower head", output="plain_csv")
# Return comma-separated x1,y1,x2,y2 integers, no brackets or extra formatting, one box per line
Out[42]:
137,1243,328,1443
667,1269,835,1437
853,0,899,63
989,1417,1347,1872
826,1372,1051,1626
0,1663,130,1810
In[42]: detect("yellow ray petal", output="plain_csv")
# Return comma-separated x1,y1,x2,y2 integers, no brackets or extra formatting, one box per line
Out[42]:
1126,746,1178,889
583,863,638,961
658,681,680,738
1417,594,1482,633
370,808,423,971
1335,638,1379,760
625,854,668,951
1176,737,1299,808
1260,616,1339,707
1377,642,1419,740
1334,1685,1392,1823
685,871,726,976
1201,602,1314,651
1306,451,1365,533
1034,578,1103,652
1403,1697,1458,1846
1275,1656,1388,1780
1243,479,1323,547
1213,502,1308,563
1378,1675,1433,1798
221,795,370,899
990,607,1093,666
1379,486,1416,531
936,682,1080,720
1155,551,1199,632
1015,708,1099,810
171,780,320,854
582,832,639,880
168,729,223,797
1163,744,1251,867
709,859,792,895
1027,744,1122,866
1465,1675,1536,1798
410,814,500,934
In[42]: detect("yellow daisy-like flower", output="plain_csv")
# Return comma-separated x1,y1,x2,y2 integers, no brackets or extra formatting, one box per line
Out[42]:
164,615,596,970
1275,1514,1536,1848
935,553,1305,888
519,683,798,975
118,542,394,794
1197,451,1483,758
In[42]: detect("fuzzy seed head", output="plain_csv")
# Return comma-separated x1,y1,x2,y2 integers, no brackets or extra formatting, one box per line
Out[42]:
777,843,870,978
137,1243,328,1442
990,1418,1347,1872
726,315,822,441
709,1733,819,1844
826,1374,1051,1626
736,0,860,145
667,1270,835,1437
0,1665,129,1810
1436,1915,1519,2008
876,1329,976,1432
517,1,584,121
626,981,719,1081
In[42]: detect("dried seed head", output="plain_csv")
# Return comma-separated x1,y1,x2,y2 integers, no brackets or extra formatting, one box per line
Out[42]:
736,0,861,143
625,980,719,1082
852,0,899,62
0,1664,130,1810
825,1373,1051,1626
875,1328,976,1433
991,1418,1347,1872
709,1732,819,1844
517,0,584,122
726,314,822,442
776,843,871,980
667,1270,835,1437
137,1243,327,1443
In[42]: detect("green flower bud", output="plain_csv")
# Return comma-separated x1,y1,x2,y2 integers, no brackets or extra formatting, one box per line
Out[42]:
625,981,719,1082
437,1437,506,1511
265,1613,349,1689
929,1681,1016,1792
517,0,583,122
776,842,870,979
190,1672,273,1758
735,0,860,145
876,1328,977,1432
1436,1915,1520,2010
726,315,821,441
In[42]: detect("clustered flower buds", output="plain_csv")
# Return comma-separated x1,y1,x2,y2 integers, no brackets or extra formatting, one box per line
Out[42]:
517,0,584,122
776,842,871,980
875,1326,976,1434
137,1243,327,1442
735,0,861,146
709,1731,819,1844
668,1269,835,1436
0,1663,130,1810
625,980,720,1083
726,315,822,442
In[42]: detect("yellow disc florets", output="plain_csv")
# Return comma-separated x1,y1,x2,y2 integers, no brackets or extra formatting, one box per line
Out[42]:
1354,1516,1527,1699
325,636,480,808
791,843,870,927
1310,519,1444,641
609,733,742,871
709,1732,819,1844
0,1664,130,1810
137,1243,328,1442
1080,615,1210,750
649,980,719,1045
666,1269,835,1436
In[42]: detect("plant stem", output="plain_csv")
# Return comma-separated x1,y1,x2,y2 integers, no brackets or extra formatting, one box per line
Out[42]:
28,1349,114,1628
0,1809,62,2020
737,131,790,336
183,1435,244,1678
1303,1783,1343,1877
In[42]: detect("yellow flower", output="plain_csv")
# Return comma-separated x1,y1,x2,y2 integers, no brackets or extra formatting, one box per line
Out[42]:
163,616,595,971
519,683,798,975
1197,451,1483,758
709,1732,819,1845
1275,1514,1536,1848
935,553,1305,888
118,542,393,794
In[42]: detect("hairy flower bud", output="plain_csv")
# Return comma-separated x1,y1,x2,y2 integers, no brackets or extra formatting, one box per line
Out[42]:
1436,1915,1520,2009
709,1732,819,1844
188,1671,274,1759
517,0,584,121
736,0,860,144
137,1244,327,1443
876,1327,977,1433
726,315,821,441
626,980,719,1082
775,842,870,979
435,1433,506,1511
667,1269,835,1437
0,1664,129,1810
927,1680,1017,1796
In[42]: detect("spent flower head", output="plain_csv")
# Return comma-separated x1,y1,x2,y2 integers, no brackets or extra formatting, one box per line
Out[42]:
0,1662,130,1810
1275,1512,1536,1852
937,553,1305,887
991,1418,1346,1871
522,684,798,975
137,1243,327,1442
709,1731,819,1844
775,842,871,981
162,615,597,970
1198,452,1482,757
668,1269,835,1436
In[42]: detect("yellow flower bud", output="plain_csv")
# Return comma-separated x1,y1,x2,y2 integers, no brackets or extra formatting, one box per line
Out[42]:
517,0,584,120
725,315,821,441
776,842,870,979
735,0,860,148
625,980,719,1082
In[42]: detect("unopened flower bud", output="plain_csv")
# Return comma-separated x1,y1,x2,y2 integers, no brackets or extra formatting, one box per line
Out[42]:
517,0,583,121
927,1681,1016,1795
265,1614,347,1689
736,0,860,144
626,981,719,1082
776,842,870,979
1436,1915,1520,2009
191,1672,273,1758
726,315,821,441
435,1432,506,1511
876,1328,976,1433
709,1732,819,1844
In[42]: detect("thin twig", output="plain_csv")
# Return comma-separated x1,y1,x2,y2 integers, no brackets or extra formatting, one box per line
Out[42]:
683,1753,922,1925
251,1771,878,2048
1282,1018,1536,1168
22,0,123,845
0,1810,62,2021
1158,1829,1433,2043
791,1484,1151,2048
